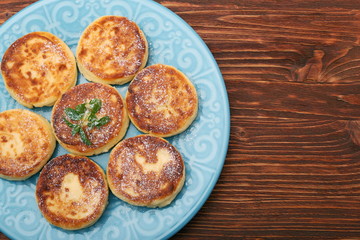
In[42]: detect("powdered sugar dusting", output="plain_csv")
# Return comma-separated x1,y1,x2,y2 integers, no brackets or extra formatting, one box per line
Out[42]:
108,135,184,207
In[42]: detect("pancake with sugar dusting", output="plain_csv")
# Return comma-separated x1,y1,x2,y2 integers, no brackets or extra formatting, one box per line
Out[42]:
126,64,198,137
36,154,108,230
0,109,56,180
1,32,77,108
107,135,185,208
51,82,129,156
76,15,148,85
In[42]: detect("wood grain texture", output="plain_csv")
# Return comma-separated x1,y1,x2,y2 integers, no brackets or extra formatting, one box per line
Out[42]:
2,0,360,239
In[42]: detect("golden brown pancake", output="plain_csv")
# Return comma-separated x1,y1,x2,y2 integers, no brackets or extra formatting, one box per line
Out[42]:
36,154,108,230
107,135,185,208
0,109,56,180
51,82,129,156
1,32,77,108
126,64,198,137
76,15,148,85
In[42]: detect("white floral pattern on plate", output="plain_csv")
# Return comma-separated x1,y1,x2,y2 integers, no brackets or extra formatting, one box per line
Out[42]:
0,0,230,239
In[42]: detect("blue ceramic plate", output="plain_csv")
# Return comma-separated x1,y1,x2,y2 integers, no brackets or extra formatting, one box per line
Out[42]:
0,0,230,239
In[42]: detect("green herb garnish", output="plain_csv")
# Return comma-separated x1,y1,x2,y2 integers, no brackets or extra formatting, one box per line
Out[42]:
63,99,110,145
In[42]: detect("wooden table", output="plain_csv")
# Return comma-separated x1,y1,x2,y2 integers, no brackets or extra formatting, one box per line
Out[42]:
2,0,360,239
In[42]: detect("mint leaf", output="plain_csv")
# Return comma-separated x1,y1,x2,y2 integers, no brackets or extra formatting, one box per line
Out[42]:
62,98,109,146
71,125,81,136
87,116,110,129
88,112,97,123
97,116,110,127
75,103,86,114
65,108,83,120
79,128,92,145
87,121,96,130
63,117,76,128
89,99,101,114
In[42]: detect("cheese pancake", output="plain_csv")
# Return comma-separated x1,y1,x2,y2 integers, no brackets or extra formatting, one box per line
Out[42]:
0,109,56,180
36,154,108,230
76,15,148,85
1,32,77,108
126,64,198,137
51,82,129,156
107,135,185,208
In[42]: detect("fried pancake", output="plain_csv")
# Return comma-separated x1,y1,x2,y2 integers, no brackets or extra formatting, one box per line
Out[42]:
51,82,129,156
107,135,185,208
76,15,148,85
0,109,56,180
36,154,108,230
1,32,77,108
126,64,198,137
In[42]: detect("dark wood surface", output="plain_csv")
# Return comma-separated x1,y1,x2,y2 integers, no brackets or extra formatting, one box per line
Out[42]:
2,0,360,239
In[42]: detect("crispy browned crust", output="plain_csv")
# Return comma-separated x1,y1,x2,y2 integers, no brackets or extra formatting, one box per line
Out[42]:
1,32,77,108
36,154,108,230
107,135,185,208
0,109,56,180
51,82,129,156
126,64,198,137
76,15,148,84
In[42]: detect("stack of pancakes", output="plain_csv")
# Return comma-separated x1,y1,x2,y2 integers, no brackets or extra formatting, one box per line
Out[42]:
0,15,198,230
